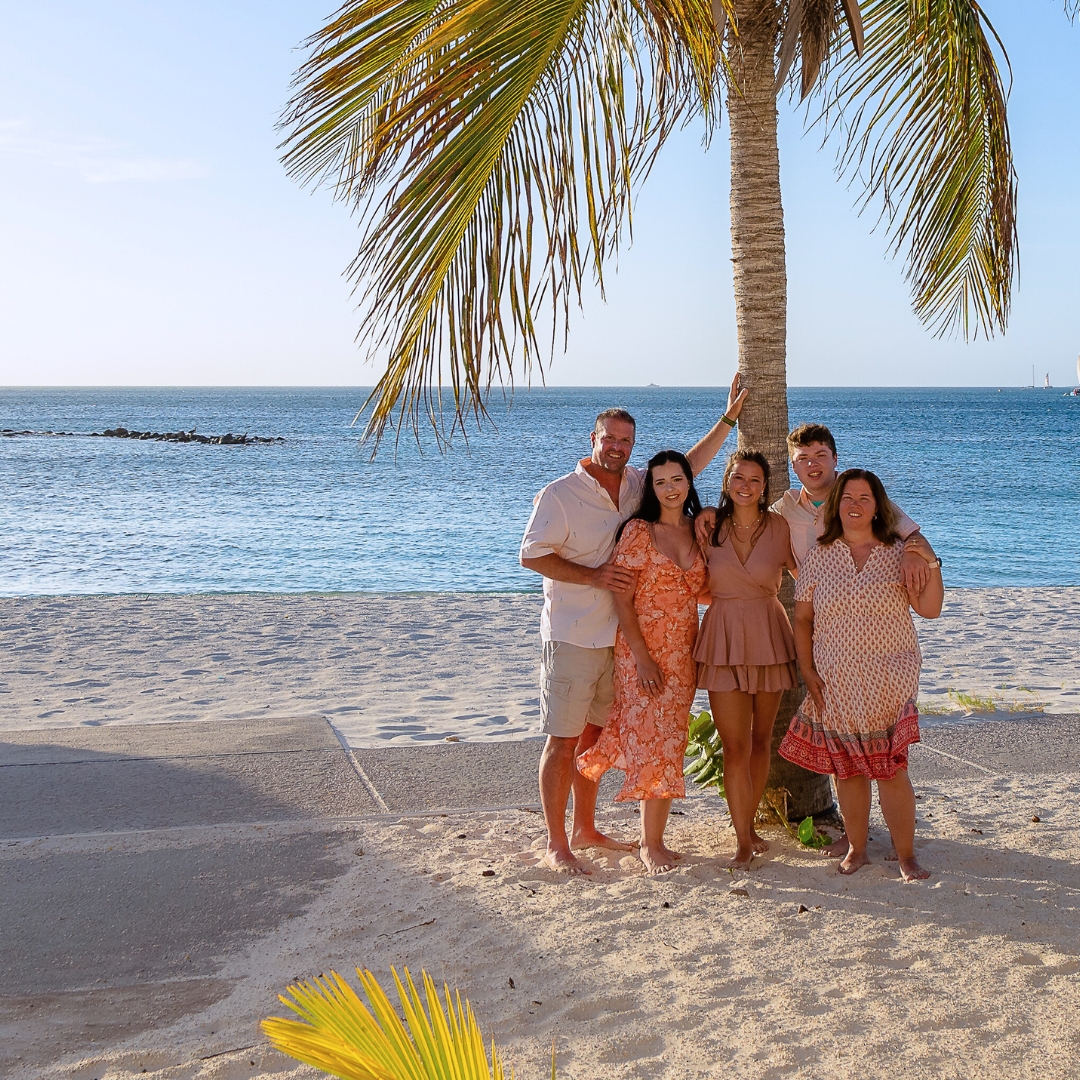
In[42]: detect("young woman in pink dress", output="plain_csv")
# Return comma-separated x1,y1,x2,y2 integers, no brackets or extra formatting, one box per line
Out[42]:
577,450,707,875
779,469,943,881
694,451,798,869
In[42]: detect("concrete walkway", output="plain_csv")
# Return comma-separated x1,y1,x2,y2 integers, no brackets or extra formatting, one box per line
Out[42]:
2,712,1078,1075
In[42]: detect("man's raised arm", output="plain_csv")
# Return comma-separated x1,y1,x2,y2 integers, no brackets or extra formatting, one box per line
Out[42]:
685,372,748,476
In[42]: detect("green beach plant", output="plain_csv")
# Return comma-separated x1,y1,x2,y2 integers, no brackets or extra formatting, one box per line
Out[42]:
684,709,725,796
263,966,553,1080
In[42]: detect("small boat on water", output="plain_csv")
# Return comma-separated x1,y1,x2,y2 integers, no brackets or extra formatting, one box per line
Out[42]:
1070,356,1080,396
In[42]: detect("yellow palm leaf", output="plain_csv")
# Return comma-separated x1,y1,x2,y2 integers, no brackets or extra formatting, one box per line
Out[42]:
261,967,515,1080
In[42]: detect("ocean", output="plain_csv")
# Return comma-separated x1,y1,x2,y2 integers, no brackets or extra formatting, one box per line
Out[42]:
1,386,1077,595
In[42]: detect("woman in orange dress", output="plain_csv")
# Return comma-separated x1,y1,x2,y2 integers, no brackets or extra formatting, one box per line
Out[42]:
577,450,707,874
779,469,943,880
695,451,797,869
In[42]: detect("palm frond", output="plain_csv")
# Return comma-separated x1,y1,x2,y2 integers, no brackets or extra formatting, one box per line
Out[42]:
280,0,728,445
822,0,1016,338
775,0,864,99
261,967,509,1080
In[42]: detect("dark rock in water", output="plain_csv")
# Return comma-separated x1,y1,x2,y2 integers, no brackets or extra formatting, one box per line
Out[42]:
4,426,284,444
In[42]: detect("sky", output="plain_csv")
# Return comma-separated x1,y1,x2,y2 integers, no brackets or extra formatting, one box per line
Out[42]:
1,1,1078,389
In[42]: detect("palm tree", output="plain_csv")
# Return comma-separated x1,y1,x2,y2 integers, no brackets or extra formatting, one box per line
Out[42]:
280,0,1023,812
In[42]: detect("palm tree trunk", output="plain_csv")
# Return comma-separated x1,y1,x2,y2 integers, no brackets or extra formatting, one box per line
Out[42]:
726,0,833,819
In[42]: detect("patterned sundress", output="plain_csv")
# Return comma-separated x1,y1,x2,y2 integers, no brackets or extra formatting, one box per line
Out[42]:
779,539,921,780
577,519,707,800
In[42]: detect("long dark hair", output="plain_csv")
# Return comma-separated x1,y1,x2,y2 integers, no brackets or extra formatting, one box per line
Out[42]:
711,450,771,547
818,468,901,545
616,449,701,540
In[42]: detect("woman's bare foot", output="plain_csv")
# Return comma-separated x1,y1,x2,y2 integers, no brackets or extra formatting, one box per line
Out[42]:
898,856,930,881
542,846,590,875
750,831,770,854
725,844,755,870
821,832,849,858
571,827,636,852
658,843,683,863
640,844,677,875
885,846,899,862
838,847,871,875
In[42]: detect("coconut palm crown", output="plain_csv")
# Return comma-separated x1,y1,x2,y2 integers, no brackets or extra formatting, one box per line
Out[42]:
281,0,1024,444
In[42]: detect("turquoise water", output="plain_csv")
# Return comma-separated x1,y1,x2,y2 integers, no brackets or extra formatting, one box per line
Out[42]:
1,386,1077,594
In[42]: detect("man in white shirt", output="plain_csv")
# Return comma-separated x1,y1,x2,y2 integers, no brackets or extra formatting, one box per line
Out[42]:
520,379,747,873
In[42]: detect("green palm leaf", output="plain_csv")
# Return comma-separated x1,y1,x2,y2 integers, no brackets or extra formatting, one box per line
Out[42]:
822,0,1016,339
281,0,728,444
262,967,512,1079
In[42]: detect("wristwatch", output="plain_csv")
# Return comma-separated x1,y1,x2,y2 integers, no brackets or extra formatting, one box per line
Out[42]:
929,556,942,569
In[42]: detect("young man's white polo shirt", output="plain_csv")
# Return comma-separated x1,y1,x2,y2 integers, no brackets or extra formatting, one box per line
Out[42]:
520,461,645,649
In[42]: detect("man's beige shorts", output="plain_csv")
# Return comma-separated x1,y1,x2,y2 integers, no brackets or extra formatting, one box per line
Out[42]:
539,641,615,739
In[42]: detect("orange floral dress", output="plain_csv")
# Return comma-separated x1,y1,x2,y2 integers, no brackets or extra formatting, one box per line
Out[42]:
577,519,707,801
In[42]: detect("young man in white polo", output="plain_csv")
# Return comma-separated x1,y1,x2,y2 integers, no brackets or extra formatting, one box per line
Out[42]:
777,422,937,588
520,380,746,873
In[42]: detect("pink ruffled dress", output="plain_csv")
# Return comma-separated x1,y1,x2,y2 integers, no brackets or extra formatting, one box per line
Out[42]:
695,513,797,694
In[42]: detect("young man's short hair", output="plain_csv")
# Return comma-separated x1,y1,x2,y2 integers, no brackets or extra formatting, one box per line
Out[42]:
595,408,636,432
787,422,836,458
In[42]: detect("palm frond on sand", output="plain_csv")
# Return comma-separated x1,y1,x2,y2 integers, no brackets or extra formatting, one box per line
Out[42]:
262,966,525,1079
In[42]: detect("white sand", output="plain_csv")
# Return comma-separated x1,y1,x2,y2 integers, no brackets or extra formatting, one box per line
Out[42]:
1,588,1078,747
6,587,1080,1079
39,772,1080,1080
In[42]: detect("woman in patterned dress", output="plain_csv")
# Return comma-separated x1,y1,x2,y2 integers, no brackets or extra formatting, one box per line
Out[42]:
695,451,798,869
577,450,707,875
779,469,943,880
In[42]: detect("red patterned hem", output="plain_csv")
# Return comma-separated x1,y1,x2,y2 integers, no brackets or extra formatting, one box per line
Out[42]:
779,699,920,780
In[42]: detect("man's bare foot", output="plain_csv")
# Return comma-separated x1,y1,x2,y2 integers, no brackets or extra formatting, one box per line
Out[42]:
725,845,755,870
751,831,770,854
542,847,590,875
898,855,930,881
640,844,677,875
571,828,636,852
838,848,870,875
821,832,849,858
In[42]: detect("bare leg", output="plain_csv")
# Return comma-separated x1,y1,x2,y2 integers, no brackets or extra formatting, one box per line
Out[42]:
877,770,929,880
834,776,872,874
639,798,677,874
710,690,756,868
748,690,784,853
538,735,588,874
569,723,634,851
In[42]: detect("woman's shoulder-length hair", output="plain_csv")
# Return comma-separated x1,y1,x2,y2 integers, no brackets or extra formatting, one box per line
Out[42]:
818,468,901,546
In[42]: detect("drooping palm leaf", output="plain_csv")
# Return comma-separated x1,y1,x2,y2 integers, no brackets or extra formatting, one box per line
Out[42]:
261,966,512,1079
822,0,1016,338
281,0,728,443
775,0,864,98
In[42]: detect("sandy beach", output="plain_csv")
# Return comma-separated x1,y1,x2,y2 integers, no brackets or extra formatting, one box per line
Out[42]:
2,588,1079,1079
2,587,1078,743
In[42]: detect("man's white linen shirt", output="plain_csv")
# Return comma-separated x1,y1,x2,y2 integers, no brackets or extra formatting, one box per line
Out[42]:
771,487,919,567
520,461,645,649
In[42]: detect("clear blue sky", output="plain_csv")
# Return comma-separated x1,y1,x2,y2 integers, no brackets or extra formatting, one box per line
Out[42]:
1,1,1078,388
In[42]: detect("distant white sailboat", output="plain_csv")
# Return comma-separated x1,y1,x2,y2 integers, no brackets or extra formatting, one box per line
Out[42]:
1044,372,1052,389
1070,355,1080,396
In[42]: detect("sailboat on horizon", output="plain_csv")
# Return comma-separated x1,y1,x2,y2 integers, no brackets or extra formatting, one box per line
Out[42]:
1069,355,1080,396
